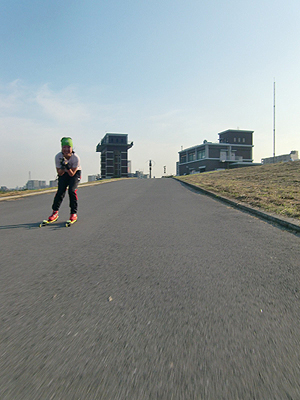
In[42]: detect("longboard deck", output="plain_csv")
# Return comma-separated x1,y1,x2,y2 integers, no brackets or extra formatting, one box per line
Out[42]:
66,219,77,227
39,216,59,227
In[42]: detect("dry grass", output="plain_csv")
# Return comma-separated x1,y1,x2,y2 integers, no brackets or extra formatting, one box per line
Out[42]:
176,161,300,220
0,188,54,197
0,178,131,198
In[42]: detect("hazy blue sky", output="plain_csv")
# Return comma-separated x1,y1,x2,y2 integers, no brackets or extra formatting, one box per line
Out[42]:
1,0,300,187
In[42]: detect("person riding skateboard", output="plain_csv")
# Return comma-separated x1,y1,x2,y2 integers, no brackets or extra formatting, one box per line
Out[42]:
47,137,82,224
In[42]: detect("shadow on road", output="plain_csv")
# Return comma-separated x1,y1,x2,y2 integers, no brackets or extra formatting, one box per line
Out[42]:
0,222,67,230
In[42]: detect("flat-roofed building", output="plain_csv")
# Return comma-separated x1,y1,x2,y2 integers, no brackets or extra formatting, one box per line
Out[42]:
96,133,133,179
49,180,58,187
26,180,47,190
177,129,258,175
88,175,97,182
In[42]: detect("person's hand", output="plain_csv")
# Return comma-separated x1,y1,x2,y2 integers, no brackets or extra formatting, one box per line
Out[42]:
60,159,70,169
60,159,66,169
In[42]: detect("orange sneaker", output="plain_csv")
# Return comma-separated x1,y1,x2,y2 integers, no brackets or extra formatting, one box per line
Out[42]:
48,211,59,222
69,214,77,223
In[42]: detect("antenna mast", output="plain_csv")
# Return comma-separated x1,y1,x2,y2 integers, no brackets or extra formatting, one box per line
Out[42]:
273,79,276,158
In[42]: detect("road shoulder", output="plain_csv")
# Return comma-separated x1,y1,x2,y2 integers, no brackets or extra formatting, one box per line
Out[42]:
174,177,300,234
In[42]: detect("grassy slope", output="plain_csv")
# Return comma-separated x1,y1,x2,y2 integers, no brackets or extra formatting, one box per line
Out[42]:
176,161,300,220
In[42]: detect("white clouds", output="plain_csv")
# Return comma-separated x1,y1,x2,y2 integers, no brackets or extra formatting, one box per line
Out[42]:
0,75,299,188
0,80,30,114
35,84,91,124
0,81,142,187
0,80,184,186
0,82,95,187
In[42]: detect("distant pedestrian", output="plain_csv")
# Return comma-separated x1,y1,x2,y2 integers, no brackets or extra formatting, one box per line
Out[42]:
46,137,81,225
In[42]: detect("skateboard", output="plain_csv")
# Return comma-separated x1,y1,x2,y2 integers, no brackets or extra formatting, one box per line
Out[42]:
66,219,77,227
39,216,59,227
39,216,77,227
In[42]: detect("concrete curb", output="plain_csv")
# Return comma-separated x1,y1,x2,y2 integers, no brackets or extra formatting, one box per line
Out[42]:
174,177,300,234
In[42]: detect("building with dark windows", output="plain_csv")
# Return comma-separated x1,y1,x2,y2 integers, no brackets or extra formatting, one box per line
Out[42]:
96,133,133,179
177,129,259,176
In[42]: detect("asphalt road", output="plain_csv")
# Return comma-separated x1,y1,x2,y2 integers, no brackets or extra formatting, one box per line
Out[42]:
1,178,300,400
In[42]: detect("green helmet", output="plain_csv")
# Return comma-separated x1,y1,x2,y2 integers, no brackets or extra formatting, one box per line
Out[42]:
61,137,73,147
